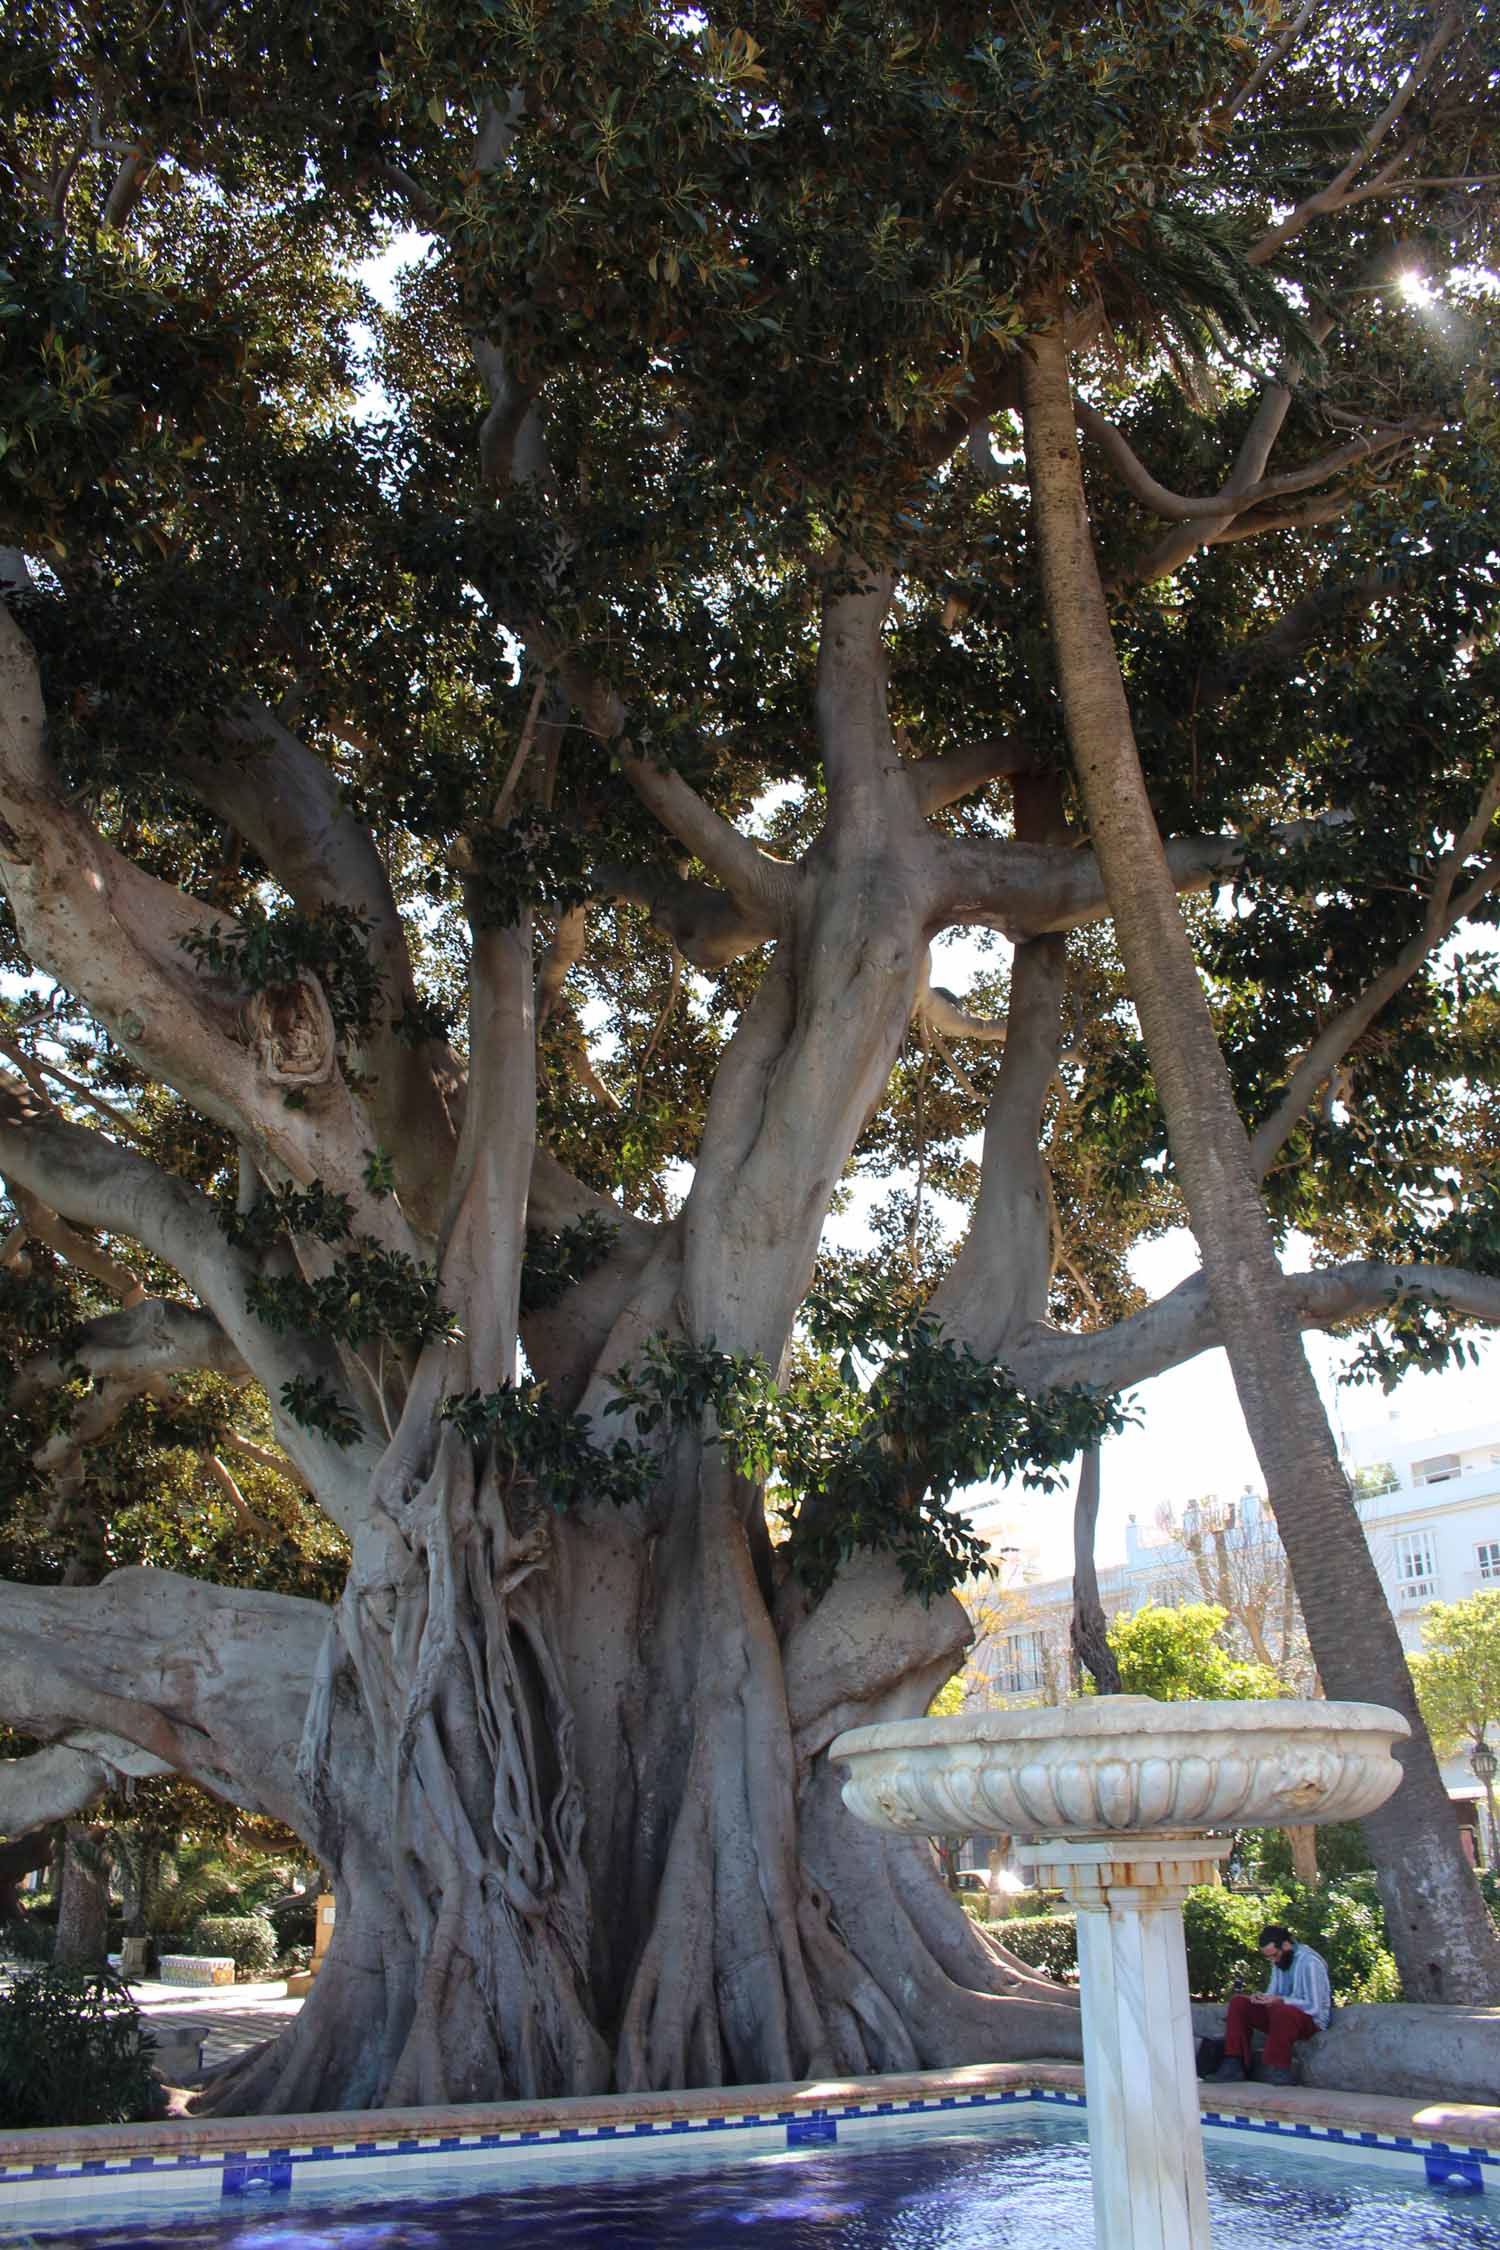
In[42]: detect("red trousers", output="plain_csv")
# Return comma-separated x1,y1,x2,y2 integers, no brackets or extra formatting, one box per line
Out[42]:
1224,1993,1318,2068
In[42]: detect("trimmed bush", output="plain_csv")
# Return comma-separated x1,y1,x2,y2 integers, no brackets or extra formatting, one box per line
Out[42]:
0,1970,159,2128
1287,1878,1401,2003
187,1914,277,1980
995,1914,1078,1982
1181,1887,1268,2000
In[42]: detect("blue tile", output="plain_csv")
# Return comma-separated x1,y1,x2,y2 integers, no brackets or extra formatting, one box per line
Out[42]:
787,2118,836,2148
1426,2151,1485,2194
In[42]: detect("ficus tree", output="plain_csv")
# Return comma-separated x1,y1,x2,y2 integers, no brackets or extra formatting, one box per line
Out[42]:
2,0,1500,2114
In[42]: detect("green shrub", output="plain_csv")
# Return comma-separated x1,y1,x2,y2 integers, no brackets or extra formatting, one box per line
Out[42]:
1478,1868,1499,1931
1286,1878,1401,2003
0,1970,159,2128
0,1914,54,1963
996,1914,1078,1982
187,1914,277,1979
1181,1887,1270,1999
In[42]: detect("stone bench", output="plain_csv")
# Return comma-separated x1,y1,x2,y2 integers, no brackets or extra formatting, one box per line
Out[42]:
1193,1999,1500,2107
156,1955,235,1988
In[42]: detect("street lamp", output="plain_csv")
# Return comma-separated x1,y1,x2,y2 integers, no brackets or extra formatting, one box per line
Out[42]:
1471,1737,1500,1871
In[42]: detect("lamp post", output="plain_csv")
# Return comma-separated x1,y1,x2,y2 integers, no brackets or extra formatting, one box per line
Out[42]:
1472,1737,1500,1870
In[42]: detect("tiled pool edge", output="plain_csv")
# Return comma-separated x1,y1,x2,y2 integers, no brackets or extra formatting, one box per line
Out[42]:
1,2061,1496,2217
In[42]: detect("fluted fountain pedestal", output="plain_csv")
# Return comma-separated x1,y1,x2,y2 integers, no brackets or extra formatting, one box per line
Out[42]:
831,1696,1409,2249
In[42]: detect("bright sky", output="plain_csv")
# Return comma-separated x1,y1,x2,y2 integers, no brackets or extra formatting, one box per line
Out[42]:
965,1226,1500,1583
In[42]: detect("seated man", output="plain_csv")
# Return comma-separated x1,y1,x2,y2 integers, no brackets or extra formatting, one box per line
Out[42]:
1213,1922,1331,2085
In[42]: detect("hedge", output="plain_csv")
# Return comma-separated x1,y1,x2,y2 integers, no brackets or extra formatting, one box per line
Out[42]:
187,1915,278,1980
992,1881,1401,2004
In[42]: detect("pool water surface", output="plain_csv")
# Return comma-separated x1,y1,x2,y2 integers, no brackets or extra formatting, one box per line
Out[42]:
5,2116,1495,2249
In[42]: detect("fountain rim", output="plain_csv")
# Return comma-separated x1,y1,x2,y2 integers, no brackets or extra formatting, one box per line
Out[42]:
828,1694,1410,1766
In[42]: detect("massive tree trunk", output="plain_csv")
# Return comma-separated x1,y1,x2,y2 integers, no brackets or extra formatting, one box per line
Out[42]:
181,577,1085,2114
1018,302,1500,2003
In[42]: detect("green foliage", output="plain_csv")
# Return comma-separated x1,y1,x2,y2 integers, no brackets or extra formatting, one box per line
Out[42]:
249,1245,457,1352
1181,1885,1269,1997
222,1180,355,1255
278,1375,365,1449
187,1914,277,1980
181,904,383,1043
441,1381,656,1513
0,1970,158,2128
1004,1876,1401,2002
606,1320,1124,1601
1408,1589,1500,1756
469,814,595,928
997,1914,1079,1982
520,1212,619,1315
1105,1603,1285,1701
1239,1820,1375,1890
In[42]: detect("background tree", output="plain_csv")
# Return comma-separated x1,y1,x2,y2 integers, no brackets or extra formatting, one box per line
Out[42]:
1103,1602,1284,1703
1410,1590,1500,1864
2,0,1500,2114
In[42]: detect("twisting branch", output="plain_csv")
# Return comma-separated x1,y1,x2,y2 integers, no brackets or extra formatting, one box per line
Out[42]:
1078,400,1422,524
10,1189,146,1306
0,1736,172,1841
0,607,420,1250
1010,1259,1500,1397
0,1569,329,1833
591,859,777,968
11,1300,248,1405
910,738,1039,816
1250,769,1500,1178
1222,0,1325,121
930,813,1350,941
1247,7,1467,265
615,745,798,928
0,1080,379,1525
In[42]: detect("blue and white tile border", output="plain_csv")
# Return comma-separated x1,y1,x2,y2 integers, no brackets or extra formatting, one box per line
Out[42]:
0,2079,1494,2229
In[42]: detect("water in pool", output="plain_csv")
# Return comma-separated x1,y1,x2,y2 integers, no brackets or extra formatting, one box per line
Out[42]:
4,2119,1494,2247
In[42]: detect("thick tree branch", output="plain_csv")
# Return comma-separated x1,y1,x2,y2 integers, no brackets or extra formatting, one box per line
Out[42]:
615,749,797,929
0,1735,171,1841
0,1082,378,1524
187,705,461,1233
1012,1259,1500,1396
11,1188,146,1305
0,606,418,1249
910,739,1039,816
930,815,1346,941
592,859,775,969
12,1299,248,1405
0,1569,329,1835
1250,775,1500,1177
1078,400,1419,522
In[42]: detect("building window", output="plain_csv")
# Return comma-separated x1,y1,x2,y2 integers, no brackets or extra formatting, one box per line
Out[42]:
999,1632,1044,1696
1412,1453,1461,1487
1478,1542,1500,1583
1393,1530,1436,1601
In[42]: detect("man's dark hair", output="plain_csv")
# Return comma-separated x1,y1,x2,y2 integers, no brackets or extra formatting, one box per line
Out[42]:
1259,1923,1292,1948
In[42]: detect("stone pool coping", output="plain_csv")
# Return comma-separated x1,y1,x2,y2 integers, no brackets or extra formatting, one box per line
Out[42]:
1,2058,1496,2176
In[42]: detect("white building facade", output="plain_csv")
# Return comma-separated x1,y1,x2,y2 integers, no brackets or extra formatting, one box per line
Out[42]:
970,1417,1500,1861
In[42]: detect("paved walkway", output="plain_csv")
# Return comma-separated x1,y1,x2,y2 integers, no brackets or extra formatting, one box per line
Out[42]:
128,1979,304,2080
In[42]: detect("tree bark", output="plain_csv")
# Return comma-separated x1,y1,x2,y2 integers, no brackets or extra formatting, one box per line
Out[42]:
55,1824,110,1969
1019,299,1500,2003
1070,1447,1122,1694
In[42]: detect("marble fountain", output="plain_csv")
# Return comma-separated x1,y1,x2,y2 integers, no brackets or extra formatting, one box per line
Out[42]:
830,1696,1410,2249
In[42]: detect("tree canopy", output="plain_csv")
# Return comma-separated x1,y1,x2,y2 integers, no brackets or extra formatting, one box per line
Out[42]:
1,0,1499,2105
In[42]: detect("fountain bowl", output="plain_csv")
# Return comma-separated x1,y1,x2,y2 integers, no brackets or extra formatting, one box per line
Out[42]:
828,1696,1409,1840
